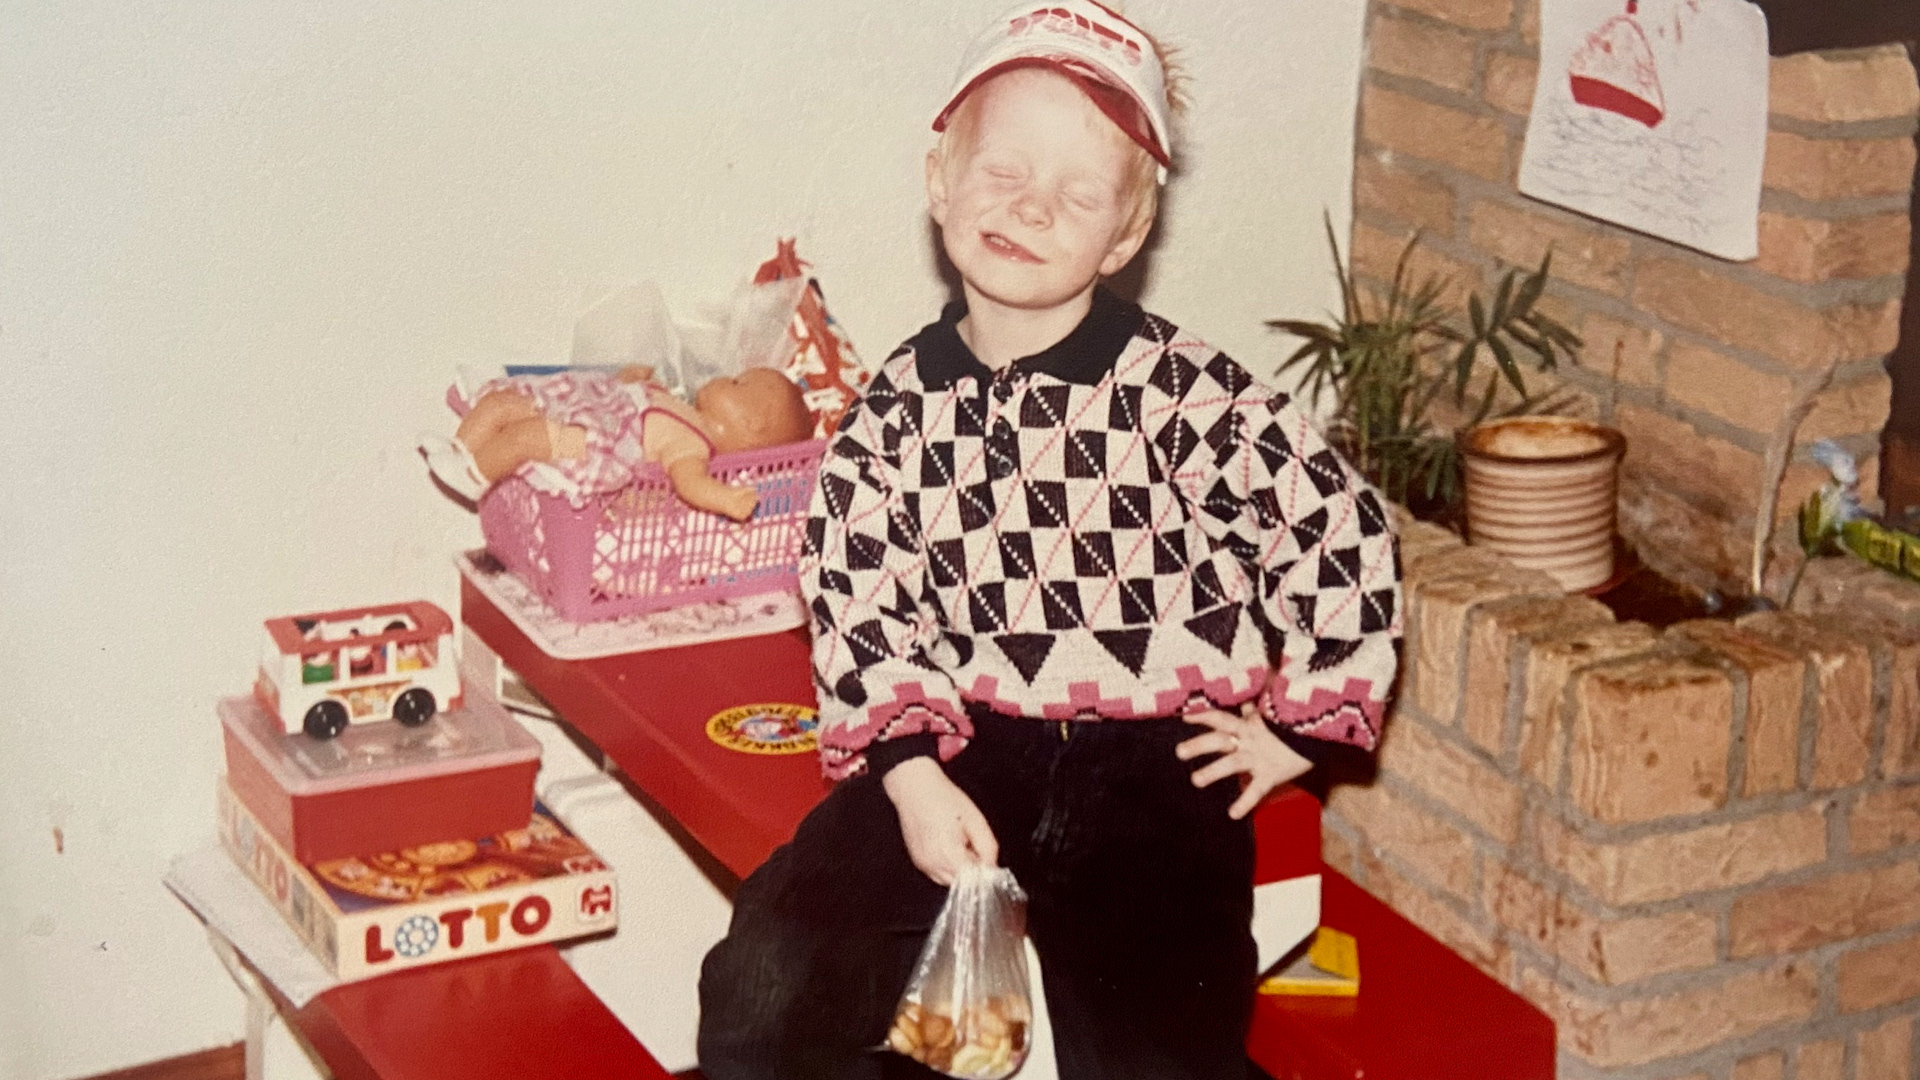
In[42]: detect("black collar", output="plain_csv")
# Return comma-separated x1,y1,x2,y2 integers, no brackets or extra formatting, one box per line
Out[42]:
908,286,1145,390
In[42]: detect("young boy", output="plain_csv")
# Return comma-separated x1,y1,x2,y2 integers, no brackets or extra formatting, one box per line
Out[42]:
698,5,1401,1078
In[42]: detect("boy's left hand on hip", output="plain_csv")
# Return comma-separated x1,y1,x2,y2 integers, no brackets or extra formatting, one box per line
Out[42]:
1176,706,1313,820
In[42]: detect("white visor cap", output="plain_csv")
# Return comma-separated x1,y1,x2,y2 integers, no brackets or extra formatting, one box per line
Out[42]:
934,1,1172,184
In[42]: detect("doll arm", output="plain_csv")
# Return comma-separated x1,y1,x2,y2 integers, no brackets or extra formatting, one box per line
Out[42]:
664,454,759,522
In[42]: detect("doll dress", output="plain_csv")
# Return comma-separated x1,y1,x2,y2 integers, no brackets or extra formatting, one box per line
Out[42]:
470,370,712,507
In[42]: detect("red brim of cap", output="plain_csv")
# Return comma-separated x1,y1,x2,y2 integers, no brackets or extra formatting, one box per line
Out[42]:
932,56,1170,169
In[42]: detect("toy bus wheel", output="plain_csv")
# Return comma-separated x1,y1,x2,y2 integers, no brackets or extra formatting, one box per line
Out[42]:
393,688,436,727
303,701,349,740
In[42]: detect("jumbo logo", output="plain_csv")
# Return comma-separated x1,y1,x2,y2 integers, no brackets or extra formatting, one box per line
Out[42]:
362,895,553,965
236,823,291,903
1007,6,1145,66
580,885,614,919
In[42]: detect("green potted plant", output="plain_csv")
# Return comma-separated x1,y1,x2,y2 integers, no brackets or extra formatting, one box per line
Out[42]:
1268,218,1585,527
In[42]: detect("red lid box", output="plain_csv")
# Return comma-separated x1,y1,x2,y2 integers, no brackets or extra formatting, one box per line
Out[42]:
221,680,541,864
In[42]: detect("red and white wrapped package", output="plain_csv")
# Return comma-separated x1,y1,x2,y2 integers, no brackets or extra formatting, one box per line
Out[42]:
752,239,871,438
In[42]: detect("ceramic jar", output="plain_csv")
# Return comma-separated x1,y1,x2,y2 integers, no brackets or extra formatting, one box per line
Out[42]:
1458,416,1627,592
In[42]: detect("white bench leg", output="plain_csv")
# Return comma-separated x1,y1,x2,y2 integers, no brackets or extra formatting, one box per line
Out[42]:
206,930,333,1080
207,931,271,1080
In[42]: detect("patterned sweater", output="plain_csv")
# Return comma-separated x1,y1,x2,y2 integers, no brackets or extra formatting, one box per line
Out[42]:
800,288,1402,780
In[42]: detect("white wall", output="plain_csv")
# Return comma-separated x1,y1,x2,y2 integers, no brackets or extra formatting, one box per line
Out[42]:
0,2,1365,1076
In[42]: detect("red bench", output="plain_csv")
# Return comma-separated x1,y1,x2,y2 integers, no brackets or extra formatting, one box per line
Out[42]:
1245,869,1556,1080
459,582,1555,1080
286,945,674,1080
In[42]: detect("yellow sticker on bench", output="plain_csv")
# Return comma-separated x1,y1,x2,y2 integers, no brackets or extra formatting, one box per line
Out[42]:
705,703,820,755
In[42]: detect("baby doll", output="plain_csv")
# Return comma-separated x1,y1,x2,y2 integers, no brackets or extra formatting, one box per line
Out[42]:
421,365,813,521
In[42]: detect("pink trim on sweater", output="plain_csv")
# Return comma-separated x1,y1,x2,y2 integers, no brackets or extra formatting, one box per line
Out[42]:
959,675,1027,718
962,664,1269,720
817,684,972,780
1260,673,1385,751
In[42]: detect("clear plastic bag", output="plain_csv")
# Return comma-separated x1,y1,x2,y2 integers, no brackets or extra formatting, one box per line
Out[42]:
551,240,866,439
886,866,1033,1080
568,280,687,391
566,271,804,400
679,272,807,392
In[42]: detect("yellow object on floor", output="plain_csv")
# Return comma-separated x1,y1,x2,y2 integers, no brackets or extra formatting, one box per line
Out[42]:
1258,926,1359,997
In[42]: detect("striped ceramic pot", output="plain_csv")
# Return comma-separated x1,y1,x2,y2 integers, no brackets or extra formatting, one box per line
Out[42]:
1458,416,1627,592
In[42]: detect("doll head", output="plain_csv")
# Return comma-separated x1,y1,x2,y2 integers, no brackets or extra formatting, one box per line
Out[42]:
694,368,814,453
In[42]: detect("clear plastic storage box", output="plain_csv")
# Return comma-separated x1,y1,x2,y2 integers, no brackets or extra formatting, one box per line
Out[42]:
220,678,541,863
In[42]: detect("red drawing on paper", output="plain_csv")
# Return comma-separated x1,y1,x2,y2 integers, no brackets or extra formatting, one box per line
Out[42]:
1567,0,1665,128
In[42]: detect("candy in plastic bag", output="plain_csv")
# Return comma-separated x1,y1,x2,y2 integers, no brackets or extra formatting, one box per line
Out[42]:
886,865,1033,1080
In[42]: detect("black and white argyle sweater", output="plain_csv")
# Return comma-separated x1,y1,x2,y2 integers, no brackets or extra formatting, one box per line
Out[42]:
800,288,1402,780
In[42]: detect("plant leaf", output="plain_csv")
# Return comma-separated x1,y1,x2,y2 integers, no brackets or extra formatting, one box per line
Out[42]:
1272,324,1342,352
1452,339,1478,399
1505,387,1582,418
1470,364,1501,424
1512,256,1548,316
1488,334,1525,396
1287,214,1575,522
1279,340,1328,375
1490,271,1515,330
1529,311,1583,352
1267,318,1334,337
1388,232,1424,324
1323,212,1359,326
1506,323,1552,365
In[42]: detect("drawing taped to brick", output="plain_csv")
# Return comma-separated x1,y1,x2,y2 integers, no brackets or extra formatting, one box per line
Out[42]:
1519,0,1769,260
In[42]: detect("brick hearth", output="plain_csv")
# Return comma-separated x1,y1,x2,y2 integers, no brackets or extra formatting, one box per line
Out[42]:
1326,511,1920,1076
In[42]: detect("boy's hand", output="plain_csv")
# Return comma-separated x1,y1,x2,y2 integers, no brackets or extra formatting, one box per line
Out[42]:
1177,705,1313,820
881,757,998,886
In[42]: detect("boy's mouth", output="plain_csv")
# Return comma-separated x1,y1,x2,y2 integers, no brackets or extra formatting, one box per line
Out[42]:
981,232,1042,263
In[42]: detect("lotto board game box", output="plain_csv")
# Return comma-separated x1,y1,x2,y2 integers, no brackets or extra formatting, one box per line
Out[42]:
217,780,618,980
220,677,541,864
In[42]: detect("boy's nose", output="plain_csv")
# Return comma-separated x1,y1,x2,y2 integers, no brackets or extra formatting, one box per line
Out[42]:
1010,191,1052,227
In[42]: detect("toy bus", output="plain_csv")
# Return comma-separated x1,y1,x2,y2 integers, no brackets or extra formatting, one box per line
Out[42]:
255,601,464,739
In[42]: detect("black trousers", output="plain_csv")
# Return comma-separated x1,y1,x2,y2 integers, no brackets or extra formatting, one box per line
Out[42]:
697,710,1256,1080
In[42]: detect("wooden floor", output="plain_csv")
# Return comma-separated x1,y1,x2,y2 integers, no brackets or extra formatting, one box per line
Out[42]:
76,1045,719,1080
80,1045,1275,1080
79,1044,243,1080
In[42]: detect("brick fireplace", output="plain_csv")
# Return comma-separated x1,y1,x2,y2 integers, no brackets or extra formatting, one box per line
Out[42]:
1351,0,1915,597
1325,1,1920,1076
1337,512,1920,1076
